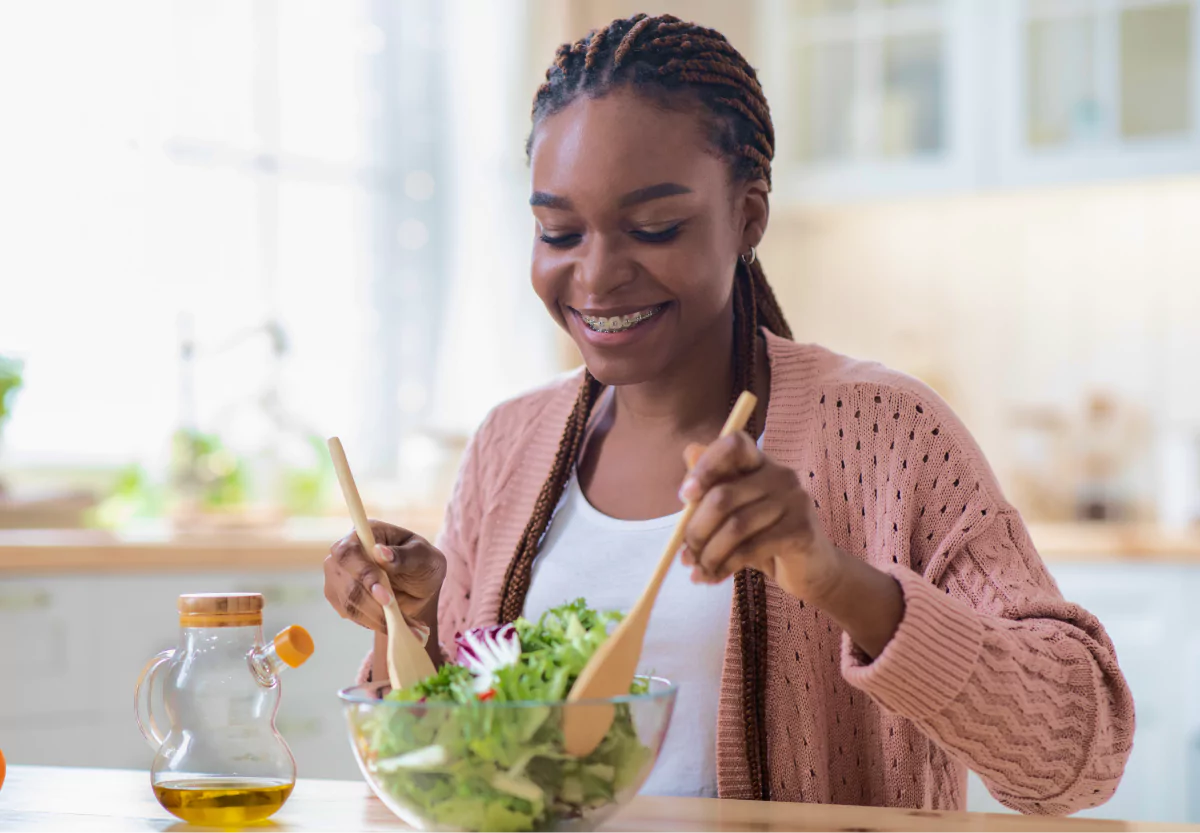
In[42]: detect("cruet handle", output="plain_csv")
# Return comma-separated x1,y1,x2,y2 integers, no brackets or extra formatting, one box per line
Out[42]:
134,649,173,749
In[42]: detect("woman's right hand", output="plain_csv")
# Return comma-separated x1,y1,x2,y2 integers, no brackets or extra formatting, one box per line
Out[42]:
323,520,447,636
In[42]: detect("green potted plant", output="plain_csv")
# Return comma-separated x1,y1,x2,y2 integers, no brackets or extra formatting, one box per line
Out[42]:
0,356,24,496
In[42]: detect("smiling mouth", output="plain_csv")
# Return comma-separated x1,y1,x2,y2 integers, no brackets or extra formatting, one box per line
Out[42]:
576,303,668,333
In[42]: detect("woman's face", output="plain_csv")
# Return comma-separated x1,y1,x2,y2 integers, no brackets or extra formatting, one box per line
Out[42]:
528,89,767,387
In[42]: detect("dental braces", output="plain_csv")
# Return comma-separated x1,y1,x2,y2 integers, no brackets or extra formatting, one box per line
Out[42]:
581,305,662,333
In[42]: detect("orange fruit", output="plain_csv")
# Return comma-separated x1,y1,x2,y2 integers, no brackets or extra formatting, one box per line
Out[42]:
0,747,6,791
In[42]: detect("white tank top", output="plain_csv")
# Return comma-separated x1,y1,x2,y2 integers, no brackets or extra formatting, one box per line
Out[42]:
523,416,761,797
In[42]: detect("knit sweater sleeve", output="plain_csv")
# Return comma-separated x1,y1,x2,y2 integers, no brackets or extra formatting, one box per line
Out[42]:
432,409,497,658
841,494,1135,814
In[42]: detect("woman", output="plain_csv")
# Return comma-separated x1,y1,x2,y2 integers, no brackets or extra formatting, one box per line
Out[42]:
325,14,1132,814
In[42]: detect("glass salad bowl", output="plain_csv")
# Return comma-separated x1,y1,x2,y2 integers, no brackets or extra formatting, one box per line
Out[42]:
339,676,676,832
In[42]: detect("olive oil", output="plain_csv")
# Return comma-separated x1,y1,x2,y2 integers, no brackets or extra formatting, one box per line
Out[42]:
153,778,293,824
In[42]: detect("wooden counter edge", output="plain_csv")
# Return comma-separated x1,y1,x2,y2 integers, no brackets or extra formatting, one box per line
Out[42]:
2,522,1200,574
2,765,1196,832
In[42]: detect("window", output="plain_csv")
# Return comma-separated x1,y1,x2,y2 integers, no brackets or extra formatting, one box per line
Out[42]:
0,0,556,510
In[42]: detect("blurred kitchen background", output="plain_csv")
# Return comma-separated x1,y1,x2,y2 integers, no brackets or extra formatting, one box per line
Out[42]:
1,0,1199,822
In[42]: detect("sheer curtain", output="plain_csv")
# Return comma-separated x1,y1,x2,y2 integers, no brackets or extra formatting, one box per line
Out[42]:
0,0,556,506
429,0,559,437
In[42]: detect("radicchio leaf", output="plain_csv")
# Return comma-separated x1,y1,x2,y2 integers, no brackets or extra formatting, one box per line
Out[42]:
454,623,520,693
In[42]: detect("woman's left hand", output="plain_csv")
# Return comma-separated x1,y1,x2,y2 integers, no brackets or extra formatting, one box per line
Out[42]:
679,432,842,600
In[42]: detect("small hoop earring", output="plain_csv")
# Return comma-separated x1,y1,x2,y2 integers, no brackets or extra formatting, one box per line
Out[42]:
740,246,757,266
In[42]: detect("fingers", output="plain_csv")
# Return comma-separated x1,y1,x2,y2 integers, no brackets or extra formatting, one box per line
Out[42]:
328,533,394,630
378,540,447,620
368,518,420,548
327,523,446,630
324,553,386,632
343,522,444,596
687,497,785,582
332,534,394,598
684,475,769,555
679,432,763,503
691,548,759,585
382,536,447,594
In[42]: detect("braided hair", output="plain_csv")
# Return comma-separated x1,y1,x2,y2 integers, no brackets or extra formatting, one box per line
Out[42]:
499,14,793,622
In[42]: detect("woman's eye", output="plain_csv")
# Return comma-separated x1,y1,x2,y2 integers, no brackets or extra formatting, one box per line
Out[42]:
631,224,681,244
539,232,581,248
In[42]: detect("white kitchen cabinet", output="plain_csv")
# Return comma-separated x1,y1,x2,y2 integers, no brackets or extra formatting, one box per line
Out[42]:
275,693,363,780
758,0,1200,202
0,578,103,725
761,0,982,204
992,0,1200,188
0,714,132,769
0,571,369,781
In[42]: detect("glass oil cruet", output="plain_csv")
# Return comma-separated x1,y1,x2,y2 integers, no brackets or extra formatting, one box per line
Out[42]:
135,593,314,825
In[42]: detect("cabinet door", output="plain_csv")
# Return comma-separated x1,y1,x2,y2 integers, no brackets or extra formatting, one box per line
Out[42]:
275,693,363,780
993,0,1200,187
0,577,102,722
0,712,123,769
1179,634,1200,822
760,0,981,203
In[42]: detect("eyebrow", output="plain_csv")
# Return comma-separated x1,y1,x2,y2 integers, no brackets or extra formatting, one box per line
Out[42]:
618,182,693,208
529,191,572,210
529,181,693,211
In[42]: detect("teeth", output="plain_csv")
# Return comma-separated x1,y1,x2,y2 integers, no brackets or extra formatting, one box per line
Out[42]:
580,305,662,333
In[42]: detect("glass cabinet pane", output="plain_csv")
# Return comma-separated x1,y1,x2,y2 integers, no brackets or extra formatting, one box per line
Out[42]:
881,33,944,157
793,41,857,161
793,0,857,17
1026,14,1101,147
1119,3,1192,139
881,0,938,9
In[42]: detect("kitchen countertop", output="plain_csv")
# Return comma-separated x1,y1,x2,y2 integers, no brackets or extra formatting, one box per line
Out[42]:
1024,522,1200,561
0,514,441,573
0,766,1194,832
0,519,1199,574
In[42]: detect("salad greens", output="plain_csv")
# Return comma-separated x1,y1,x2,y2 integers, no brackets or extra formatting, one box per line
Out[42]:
356,600,656,832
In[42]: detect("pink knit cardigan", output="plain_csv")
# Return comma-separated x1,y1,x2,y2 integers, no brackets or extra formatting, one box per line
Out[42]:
363,332,1133,814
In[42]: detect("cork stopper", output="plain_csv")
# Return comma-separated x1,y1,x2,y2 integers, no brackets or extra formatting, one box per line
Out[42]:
178,593,264,627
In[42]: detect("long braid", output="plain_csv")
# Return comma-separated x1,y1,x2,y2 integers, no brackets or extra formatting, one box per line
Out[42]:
498,370,601,623
747,258,791,339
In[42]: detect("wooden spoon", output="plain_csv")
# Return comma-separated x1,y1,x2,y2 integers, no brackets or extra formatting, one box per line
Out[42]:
327,437,436,691
562,391,759,757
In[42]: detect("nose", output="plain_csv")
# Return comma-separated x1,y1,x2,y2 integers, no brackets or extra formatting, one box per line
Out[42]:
575,233,635,299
